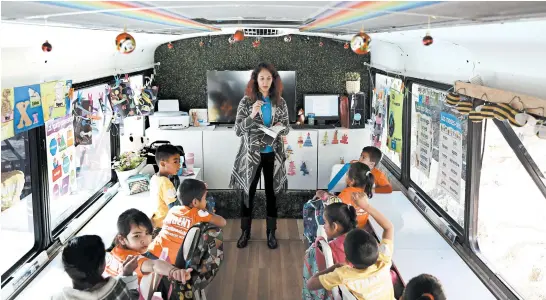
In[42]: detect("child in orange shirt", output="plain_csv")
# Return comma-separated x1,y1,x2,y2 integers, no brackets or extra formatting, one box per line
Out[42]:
338,162,376,228
352,146,393,194
147,179,227,263
150,145,182,229
105,208,191,284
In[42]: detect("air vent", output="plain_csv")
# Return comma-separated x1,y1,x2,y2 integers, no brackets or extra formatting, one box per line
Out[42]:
243,28,281,37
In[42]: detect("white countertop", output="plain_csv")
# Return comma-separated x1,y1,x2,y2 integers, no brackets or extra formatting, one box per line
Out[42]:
368,192,495,300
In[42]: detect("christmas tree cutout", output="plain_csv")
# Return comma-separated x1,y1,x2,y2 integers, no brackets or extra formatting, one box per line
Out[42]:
287,161,296,176
297,134,304,148
303,132,313,147
283,136,288,145
322,132,329,146
331,130,339,144
300,161,309,176
340,133,349,144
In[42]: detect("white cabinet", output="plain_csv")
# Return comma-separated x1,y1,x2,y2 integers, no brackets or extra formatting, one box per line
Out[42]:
316,128,372,189
285,130,318,190
145,127,205,170
202,127,240,189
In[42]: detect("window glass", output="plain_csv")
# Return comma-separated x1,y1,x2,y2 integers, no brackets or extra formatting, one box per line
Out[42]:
48,84,113,229
371,73,404,169
1,132,35,275
409,83,467,226
477,122,546,300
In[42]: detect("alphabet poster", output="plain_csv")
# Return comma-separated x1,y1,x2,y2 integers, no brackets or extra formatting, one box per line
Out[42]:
387,88,403,153
438,112,463,201
46,115,76,200
1,88,15,140
13,84,45,135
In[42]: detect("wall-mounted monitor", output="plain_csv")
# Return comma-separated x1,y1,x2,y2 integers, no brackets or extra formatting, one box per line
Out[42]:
207,70,296,123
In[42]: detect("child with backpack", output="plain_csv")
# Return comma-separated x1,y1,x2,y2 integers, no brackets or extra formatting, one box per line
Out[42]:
306,192,395,300
104,209,192,284
302,203,357,299
401,274,446,300
147,179,226,264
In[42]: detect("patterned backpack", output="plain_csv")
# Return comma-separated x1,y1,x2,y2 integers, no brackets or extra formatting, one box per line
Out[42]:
166,223,224,300
302,236,332,300
303,196,343,245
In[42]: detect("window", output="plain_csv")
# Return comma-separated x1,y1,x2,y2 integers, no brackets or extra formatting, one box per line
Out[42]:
48,84,113,229
371,73,404,169
1,132,35,276
409,83,467,227
477,121,546,300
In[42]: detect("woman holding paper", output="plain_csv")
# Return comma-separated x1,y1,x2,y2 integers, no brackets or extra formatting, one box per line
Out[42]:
230,62,290,250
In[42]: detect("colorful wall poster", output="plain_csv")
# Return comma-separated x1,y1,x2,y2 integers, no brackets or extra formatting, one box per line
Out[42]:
438,112,463,201
2,88,15,140
41,81,68,121
416,103,433,177
13,84,44,135
387,88,403,153
46,115,76,200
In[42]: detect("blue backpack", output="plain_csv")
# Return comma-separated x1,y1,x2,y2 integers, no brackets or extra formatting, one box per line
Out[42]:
302,236,332,300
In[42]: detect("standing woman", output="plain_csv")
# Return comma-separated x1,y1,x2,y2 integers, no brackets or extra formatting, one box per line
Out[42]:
230,63,290,249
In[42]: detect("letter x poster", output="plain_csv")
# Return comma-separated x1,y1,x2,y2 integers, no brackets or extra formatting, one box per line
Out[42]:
46,115,76,200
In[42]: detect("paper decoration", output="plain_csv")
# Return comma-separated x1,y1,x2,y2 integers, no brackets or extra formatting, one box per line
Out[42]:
41,81,70,121
303,132,313,147
331,130,339,144
416,103,433,177
438,112,463,201
322,132,329,146
287,161,296,176
283,135,288,145
297,134,304,148
13,84,44,135
2,88,15,140
300,161,309,176
286,145,294,160
46,115,76,200
340,133,349,144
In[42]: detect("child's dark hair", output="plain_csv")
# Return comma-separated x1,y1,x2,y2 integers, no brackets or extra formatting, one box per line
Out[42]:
402,274,446,300
62,235,107,290
324,203,357,234
178,179,207,206
348,162,375,198
343,228,378,269
107,208,153,251
362,146,383,165
155,144,180,165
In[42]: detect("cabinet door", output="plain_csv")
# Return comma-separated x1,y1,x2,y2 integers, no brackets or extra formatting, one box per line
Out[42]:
316,128,372,189
285,130,318,190
145,129,204,169
202,129,240,189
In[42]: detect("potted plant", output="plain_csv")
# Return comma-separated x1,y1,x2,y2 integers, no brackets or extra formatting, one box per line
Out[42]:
345,72,361,94
112,150,146,189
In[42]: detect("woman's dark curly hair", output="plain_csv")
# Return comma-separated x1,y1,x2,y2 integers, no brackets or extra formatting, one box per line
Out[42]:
245,62,283,105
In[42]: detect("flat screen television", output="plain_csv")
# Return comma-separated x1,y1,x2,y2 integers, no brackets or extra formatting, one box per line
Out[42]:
207,70,296,123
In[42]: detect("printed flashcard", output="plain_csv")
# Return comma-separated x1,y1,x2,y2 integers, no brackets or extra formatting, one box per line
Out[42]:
41,81,68,121
287,161,296,176
13,84,44,135
321,131,329,146
303,132,313,147
2,88,15,140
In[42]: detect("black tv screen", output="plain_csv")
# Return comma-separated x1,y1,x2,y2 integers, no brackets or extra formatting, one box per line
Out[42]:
207,70,296,123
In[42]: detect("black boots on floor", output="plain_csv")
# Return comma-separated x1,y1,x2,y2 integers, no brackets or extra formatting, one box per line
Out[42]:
237,217,277,249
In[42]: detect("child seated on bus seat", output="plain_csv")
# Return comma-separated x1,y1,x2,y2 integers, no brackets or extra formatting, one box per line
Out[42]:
351,146,393,194
52,235,139,300
150,145,182,230
401,274,446,300
105,208,191,284
147,179,227,263
306,193,395,300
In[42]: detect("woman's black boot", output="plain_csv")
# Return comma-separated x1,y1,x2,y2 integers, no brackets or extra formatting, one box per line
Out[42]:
266,217,278,249
237,217,251,248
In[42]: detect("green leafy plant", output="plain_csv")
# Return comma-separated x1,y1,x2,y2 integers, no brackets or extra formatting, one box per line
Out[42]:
345,72,361,81
112,151,146,172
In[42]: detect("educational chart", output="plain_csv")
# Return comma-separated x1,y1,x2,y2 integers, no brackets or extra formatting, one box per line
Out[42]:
46,115,76,200
387,88,403,153
438,112,463,201
415,103,433,177
13,84,45,135
41,80,70,121
2,88,15,140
